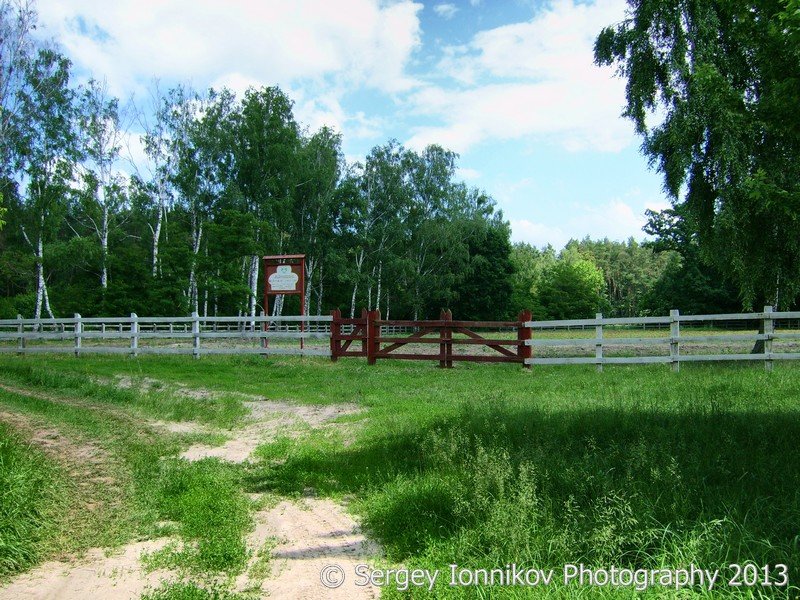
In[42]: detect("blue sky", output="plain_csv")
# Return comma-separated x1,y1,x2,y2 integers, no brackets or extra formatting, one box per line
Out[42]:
37,0,671,249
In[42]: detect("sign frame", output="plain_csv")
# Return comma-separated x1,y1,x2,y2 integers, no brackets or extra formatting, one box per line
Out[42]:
263,254,306,348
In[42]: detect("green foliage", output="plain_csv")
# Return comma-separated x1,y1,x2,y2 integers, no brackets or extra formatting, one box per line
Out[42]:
142,582,245,600
0,424,62,577
595,0,800,308
643,206,742,314
533,255,607,319
568,238,671,317
508,242,556,316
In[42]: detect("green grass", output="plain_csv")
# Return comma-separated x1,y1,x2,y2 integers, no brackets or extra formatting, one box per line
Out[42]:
1,354,799,597
0,423,63,578
141,581,246,600
0,360,248,428
145,458,251,574
0,371,254,588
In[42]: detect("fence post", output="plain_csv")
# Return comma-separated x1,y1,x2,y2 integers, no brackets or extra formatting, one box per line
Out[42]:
361,308,369,357
446,309,453,368
595,312,603,372
74,313,82,358
192,311,200,359
367,309,380,365
518,310,532,369
670,309,680,372
130,313,139,357
330,308,341,362
17,314,25,355
439,309,449,368
763,305,774,372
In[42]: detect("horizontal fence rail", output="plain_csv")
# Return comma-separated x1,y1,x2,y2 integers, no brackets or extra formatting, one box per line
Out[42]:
2,307,799,370
523,307,800,371
0,313,333,358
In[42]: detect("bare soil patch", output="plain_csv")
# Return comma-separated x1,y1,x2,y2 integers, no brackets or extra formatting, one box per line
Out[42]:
179,399,363,463
237,498,381,599
0,539,175,600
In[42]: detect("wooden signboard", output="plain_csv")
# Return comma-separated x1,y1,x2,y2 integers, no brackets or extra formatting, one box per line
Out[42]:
263,254,306,348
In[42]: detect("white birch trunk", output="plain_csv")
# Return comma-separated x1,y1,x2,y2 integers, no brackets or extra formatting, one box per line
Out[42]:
187,218,203,315
151,192,164,277
304,257,316,317
100,193,109,289
34,231,44,320
248,254,259,327
349,248,365,319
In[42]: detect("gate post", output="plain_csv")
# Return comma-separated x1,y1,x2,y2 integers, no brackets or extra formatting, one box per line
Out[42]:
439,309,453,368
595,312,604,372
130,313,139,358
361,308,369,357
446,309,453,368
518,310,532,369
367,309,380,365
330,308,341,362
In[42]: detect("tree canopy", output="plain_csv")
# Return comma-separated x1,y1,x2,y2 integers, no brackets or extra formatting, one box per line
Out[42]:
595,0,800,309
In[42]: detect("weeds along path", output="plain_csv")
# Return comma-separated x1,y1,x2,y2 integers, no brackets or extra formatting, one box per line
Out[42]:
0,384,178,600
0,371,383,598
109,373,364,463
179,399,363,463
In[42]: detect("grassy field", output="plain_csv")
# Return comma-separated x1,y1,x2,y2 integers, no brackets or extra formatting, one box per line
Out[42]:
0,354,798,598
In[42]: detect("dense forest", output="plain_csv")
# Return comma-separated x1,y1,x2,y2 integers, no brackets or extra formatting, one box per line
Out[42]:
1,0,794,321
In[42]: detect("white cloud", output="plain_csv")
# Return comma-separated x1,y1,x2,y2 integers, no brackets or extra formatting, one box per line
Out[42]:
406,0,632,154
37,0,423,99
512,219,568,249
456,167,481,180
511,197,657,249
433,3,458,19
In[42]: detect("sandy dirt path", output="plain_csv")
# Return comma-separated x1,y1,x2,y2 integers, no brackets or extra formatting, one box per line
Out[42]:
0,540,175,600
239,498,381,599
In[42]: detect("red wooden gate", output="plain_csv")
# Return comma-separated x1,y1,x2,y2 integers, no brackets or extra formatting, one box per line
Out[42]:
330,309,532,368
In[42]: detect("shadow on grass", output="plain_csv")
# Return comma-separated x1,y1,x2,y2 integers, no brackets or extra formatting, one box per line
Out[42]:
245,401,800,589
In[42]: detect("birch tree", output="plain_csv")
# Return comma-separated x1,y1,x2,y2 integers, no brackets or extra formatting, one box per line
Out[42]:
138,83,176,278
0,0,37,175
14,49,80,318
294,126,342,314
77,79,124,292
595,0,800,308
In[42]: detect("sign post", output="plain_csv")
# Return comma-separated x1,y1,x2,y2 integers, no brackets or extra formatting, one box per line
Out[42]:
263,254,306,349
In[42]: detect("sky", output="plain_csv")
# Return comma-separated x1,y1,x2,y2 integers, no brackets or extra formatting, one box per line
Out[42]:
36,0,672,250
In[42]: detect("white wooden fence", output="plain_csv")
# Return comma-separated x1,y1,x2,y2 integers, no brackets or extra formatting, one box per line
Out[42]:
524,307,800,370
0,313,332,358
3,308,800,370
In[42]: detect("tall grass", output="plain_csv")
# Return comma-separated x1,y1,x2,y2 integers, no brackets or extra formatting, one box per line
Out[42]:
0,424,62,578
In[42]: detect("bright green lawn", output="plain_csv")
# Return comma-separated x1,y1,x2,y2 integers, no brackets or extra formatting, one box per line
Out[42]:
0,355,798,598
